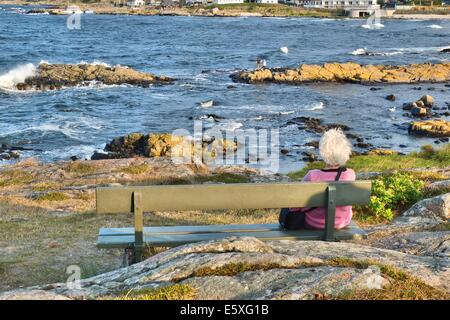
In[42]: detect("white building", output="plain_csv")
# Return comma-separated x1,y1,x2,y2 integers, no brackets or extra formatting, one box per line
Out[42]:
186,0,208,4
127,0,145,6
294,0,378,8
257,0,279,3
295,0,321,8
213,0,244,4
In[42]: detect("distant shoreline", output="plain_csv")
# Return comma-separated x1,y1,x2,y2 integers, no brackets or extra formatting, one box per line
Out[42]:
2,1,450,20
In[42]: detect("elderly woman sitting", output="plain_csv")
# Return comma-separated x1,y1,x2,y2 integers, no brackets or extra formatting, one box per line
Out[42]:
279,128,355,230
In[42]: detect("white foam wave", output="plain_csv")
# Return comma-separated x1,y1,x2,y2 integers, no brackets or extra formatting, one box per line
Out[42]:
0,63,36,91
427,24,443,29
278,111,295,115
42,144,103,161
351,48,368,56
215,121,243,132
350,45,448,57
305,102,324,111
75,80,131,90
361,23,384,30
78,60,112,68
27,12,49,15
40,60,122,68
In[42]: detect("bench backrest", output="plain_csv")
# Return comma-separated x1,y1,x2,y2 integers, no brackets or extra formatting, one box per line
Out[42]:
96,181,372,214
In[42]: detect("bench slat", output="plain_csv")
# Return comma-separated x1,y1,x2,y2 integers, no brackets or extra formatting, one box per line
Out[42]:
99,223,283,236
97,222,367,248
96,181,371,214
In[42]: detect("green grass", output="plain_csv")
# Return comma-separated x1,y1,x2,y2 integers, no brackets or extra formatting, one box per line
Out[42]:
177,262,295,281
288,144,450,180
31,182,59,192
65,162,98,177
108,284,196,300
197,172,250,184
119,163,150,175
0,169,34,187
35,192,70,202
327,258,449,300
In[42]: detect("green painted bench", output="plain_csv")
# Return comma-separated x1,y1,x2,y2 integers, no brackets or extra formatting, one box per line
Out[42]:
96,181,371,265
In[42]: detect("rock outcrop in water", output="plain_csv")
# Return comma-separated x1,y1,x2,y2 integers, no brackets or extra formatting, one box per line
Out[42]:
408,119,450,137
92,133,238,161
403,95,435,118
15,63,174,90
232,62,450,84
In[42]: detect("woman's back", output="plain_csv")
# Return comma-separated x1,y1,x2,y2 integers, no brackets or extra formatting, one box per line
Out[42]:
302,168,356,229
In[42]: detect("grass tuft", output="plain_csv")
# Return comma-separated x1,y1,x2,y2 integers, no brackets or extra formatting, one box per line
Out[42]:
187,262,293,279
108,284,196,300
0,170,34,187
35,192,70,202
32,182,59,192
325,258,449,300
65,162,98,177
119,163,150,175
197,173,250,184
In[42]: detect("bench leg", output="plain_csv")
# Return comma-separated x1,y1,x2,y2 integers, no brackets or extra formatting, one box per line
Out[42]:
122,246,144,267
122,248,134,267
133,191,144,264
134,244,144,264
324,185,337,241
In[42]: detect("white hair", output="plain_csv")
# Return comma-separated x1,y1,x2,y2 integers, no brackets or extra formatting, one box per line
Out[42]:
319,129,352,167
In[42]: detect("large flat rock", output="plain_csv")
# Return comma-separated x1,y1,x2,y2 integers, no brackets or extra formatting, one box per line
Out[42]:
232,62,450,85
15,63,174,91
0,236,448,300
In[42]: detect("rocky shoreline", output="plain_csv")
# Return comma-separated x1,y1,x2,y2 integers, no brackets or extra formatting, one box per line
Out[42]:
231,62,450,85
3,2,450,20
15,63,174,91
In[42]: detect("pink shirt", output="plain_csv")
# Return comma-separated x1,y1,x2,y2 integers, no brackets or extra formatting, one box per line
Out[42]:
290,168,356,230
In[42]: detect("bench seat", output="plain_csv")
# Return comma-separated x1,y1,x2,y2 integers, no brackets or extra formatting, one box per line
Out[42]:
97,221,367,248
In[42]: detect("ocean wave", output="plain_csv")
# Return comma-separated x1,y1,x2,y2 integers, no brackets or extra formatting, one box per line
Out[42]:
361,23,384,30
350,47,402,56
305,102,324,111
26,12,50,15
73,80,131,90
41,144,103,161
78,60,114,68
427,24,443,29
2,123,79,140
39,60,126,69
350,46,448,56
214,121,243,132
0,63,36,91
278,111,295,115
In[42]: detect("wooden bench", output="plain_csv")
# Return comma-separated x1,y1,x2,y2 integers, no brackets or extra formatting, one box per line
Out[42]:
96,181,371,265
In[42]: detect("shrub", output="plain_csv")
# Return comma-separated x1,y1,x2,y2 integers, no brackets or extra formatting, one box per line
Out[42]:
35,192,70,202
415,144,450,164
109,284,196,300
120,163,150,175
356,173,425,222
65,162,98,177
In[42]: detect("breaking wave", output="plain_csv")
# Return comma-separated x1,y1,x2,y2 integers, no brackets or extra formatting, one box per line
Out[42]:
305,102,324,111
0,63,36,91
350,46,449,56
